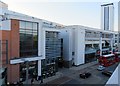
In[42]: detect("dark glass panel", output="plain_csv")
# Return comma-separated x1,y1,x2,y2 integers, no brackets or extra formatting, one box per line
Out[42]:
32,51,38,56
19,21,38,57
33,41,38,49
26,34,33,41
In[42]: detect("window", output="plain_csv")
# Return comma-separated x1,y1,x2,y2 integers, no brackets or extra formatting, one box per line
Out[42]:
19,21,38,57
115,34,117,37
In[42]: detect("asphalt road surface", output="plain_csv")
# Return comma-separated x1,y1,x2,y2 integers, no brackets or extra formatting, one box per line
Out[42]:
43,62,119,86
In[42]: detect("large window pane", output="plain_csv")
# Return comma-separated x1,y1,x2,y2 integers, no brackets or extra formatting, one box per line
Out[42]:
26,22,32,29
20,21,26,28
26,34,33,41
20,34,26,41
19,21,38,57
33,23,38,30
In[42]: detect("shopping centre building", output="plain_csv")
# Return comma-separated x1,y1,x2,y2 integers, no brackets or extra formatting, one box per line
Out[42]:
0,1,119,85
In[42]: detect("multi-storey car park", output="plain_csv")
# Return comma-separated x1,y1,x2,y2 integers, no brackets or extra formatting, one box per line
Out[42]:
0,1,119,85
59,25,117,67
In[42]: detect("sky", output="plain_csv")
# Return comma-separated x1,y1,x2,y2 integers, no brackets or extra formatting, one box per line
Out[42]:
1,0,120,31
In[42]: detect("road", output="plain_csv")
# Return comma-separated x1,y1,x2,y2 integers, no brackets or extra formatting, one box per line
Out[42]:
44,62,119,85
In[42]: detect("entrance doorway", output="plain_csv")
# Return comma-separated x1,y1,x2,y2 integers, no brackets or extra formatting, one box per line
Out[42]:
19,61,38,82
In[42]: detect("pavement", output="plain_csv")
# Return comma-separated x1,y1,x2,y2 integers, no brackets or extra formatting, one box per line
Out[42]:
24,61,119,85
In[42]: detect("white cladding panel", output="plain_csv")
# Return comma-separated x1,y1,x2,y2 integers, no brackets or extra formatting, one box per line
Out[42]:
109,5,114,31
74,28,85,65
38,60,41,76
1,20,11,30
106,64,119,84
10,57,42,64
101,7,104,30
59,29,71,61
118,2,120,51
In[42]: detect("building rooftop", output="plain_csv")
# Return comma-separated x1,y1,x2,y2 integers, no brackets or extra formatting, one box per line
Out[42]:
101,3,113,6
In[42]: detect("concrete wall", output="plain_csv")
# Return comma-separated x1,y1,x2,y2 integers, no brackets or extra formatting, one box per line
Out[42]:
106,64,120,85
60,27,85,66
74,28,85,65
60,29,71,61
101,5,104,30
109,5,114,31
59,29,73,67
118,1,120,51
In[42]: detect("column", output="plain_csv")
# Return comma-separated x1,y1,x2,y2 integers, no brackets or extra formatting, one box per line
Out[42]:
99,32,102,56
110,34,113,52
38,21,42,77
92,41,94,48
38,60,41,77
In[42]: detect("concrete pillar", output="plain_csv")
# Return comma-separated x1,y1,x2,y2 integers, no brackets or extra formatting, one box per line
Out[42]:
99,32,102,56
110,34,113,52
92,44,94,48
38,21,42,77
38,60,41,76
118,33,120,51
104,41,106,47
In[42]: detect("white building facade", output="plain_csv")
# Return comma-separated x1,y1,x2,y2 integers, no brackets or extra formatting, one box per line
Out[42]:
101,3,114,31
60,25,115,67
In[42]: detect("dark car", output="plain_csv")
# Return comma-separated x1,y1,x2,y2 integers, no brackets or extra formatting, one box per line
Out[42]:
79,72,91,79
102,70,112,77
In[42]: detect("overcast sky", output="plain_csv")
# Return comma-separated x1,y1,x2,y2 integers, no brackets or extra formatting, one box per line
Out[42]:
2,0,119,31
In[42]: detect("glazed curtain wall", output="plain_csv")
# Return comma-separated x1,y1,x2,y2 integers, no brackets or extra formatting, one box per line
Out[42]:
19,21,38,57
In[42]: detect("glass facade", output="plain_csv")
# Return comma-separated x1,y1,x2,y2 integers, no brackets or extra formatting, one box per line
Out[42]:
19,21,38,81
19,21,38,57
45,31,61,59
41,31,62,79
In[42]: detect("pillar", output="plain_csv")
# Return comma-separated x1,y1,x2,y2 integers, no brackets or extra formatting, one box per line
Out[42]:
110,34,113,52
38,60,41,77
38,21,42,77
99,32,102,56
